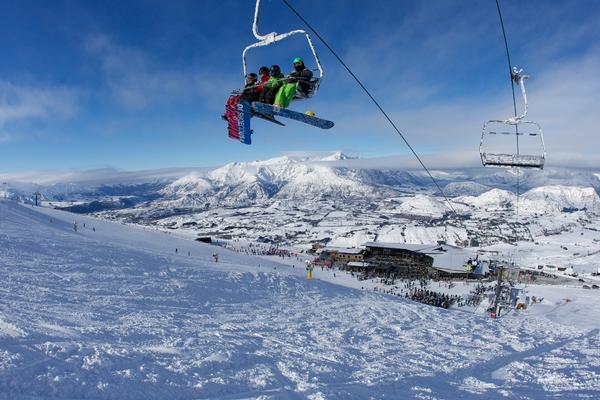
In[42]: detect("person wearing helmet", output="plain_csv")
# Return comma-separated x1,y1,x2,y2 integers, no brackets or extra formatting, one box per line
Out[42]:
239,67,272,103
258,65,285,105
274,57,313,108
290,56,313,94
240,72,260,102
245,72,258,84
223,72,259,119
249,66,270,98
258,66,270,85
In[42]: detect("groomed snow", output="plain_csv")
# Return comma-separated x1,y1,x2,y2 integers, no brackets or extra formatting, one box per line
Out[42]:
1,200,599,399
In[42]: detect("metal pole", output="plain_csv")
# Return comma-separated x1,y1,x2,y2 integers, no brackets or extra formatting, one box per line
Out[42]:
493,265,504,318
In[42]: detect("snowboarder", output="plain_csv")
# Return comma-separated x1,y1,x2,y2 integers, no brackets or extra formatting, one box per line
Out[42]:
239,66,270,104
223,73,260,120
258,66,270,85
223,72,261,142
274,57,313,108
258,65,285,105
240,73,260,103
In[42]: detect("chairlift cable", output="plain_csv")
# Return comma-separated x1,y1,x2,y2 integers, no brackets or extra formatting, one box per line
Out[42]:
495,0,521,259
281,0,456,214
495,0,518,123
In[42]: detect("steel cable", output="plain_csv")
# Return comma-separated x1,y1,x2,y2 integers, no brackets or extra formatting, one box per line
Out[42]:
281,0,456,214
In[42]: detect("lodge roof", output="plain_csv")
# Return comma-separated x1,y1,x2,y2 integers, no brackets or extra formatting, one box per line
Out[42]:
363,242,477,272
322,246,365,254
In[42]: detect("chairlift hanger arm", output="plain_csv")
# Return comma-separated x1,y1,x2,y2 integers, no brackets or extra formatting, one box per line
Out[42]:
242,0,324,79
506,67,530,123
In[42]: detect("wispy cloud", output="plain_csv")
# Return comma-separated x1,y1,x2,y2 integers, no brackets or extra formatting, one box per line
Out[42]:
0,81,80,142
0,166,210,186
85,34,234,110
0,131,12,143
313,41,600,169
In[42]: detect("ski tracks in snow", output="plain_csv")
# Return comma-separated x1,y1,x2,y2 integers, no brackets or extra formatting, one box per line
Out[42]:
0,201,599,399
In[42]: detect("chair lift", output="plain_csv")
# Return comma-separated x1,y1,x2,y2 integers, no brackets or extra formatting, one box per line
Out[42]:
480,67,546,169
241,0,324,100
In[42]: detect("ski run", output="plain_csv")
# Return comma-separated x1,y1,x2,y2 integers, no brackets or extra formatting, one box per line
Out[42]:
0,199,599,399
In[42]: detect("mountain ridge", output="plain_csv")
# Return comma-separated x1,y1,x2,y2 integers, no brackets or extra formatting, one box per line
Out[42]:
2,152,599,250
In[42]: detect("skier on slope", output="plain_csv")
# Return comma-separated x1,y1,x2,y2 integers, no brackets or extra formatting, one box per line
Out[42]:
274,57,313,108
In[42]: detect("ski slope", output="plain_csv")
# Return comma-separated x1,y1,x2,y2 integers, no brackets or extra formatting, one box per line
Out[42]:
0,200,599,399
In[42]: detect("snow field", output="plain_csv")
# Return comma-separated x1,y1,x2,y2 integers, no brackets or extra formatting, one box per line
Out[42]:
0,201,599,399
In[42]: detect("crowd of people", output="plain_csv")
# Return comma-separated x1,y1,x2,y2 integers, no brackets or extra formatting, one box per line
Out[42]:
215,240,306,262
368,284,460,309
364,277,486,309
471,283,492,296
406,289,458,309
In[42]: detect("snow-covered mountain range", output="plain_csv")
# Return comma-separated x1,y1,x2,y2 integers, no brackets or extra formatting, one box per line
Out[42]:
2,152,600,261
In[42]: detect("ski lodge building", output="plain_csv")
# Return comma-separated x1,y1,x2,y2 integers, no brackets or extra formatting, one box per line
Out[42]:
360,242,478,279
315,247,365,266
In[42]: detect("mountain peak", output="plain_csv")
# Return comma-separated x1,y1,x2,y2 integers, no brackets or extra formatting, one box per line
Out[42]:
321,151,355,161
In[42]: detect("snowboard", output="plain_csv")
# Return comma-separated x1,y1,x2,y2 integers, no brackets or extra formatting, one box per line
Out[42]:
236,100,253,145
251,103,334,129
225,96,241,141
252,110,285,126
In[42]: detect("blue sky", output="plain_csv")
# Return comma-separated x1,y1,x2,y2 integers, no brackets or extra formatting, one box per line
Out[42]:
1,0,599,173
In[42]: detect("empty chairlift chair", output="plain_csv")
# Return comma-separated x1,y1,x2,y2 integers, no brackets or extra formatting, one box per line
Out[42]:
480,68,546,169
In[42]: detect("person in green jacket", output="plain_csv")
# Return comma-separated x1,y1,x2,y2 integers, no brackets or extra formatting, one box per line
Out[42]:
274,56,313,108
258,65,285,105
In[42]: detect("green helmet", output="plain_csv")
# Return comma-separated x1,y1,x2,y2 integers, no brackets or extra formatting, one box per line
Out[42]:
292,56,304,64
